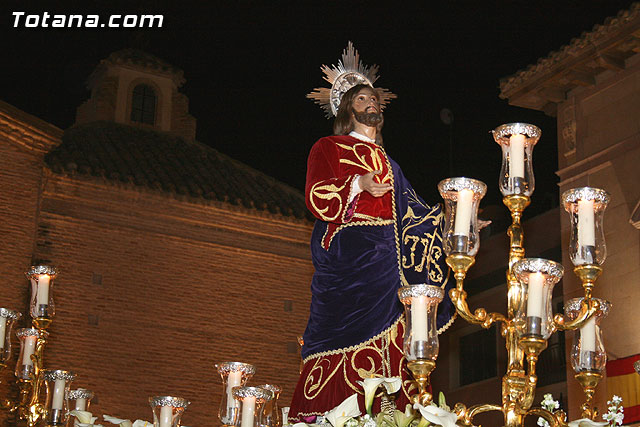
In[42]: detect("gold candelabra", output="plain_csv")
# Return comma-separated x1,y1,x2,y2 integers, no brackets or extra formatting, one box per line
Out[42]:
401,123,612,427
0,266,82,427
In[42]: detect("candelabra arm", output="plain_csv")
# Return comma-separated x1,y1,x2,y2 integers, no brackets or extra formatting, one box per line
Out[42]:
553,298,600,331
526,408,568,427
453,402,501,426
447,255,507,328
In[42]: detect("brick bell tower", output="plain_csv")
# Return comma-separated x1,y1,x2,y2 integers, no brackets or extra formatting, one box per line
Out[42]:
75,48,196,141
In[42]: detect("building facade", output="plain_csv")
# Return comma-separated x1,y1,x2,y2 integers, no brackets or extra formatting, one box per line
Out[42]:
500,3,640,423
0,49,314,425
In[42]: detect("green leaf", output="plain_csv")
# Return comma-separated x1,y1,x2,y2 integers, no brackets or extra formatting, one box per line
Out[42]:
438,392,450,411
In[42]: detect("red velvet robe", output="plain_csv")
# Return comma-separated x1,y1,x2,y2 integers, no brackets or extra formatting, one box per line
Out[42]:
305,135,393,249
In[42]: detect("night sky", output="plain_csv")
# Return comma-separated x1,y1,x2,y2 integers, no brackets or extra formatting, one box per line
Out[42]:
2,0,636,219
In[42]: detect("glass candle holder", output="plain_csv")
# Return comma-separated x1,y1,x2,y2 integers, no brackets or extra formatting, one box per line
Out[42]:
438,177,487,256
67,388,95,411
398,284,444,361
0,308,21,365
216,362,256,426
150,396,190,427
492,123,541,197
43,369,76,425
232,387,272,427
561,187,610,266
26,265,58,319
15,328,47,380
257,384,281,427
513,258,564,339
566,298,611,373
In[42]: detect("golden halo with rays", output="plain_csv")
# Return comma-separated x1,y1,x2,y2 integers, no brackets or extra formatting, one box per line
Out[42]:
307,41,397,118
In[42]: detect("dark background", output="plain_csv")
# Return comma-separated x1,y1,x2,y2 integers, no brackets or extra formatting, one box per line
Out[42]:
2,0,636,218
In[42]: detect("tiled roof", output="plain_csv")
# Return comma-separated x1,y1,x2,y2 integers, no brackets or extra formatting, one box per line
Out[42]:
89,49,186,87
46,121,310,221
499,2,640,109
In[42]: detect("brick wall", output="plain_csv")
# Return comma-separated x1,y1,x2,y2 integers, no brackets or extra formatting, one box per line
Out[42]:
34,174,314,426
0,104,314,426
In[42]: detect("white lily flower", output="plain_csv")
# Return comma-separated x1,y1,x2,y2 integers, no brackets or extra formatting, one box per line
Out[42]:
356,377,401,415
394,404,417,427
70,410,98,425
103,415,133,427
291,423,309,427
325,394,361,427
132,421,154,427
567,418,608,427
414,402,459,427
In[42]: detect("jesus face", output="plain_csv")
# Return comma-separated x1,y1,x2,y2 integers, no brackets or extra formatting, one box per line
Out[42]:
351,87,382,127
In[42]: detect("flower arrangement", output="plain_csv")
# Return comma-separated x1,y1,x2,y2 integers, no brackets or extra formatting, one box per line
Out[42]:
292,377,462,427
69,410,153,427
536,393,625,427
602,396,624,426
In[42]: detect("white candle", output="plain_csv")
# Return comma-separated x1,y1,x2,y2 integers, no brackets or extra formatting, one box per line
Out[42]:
0,316,7,349
411,296,428,342
453,189,474,237
240,396,256,427
36,275,50,307
74,397,87,411
51,378,66,410
22,335,37,367
509,134,526,179
581,317,597,353
526,272,545,317
227,371,242,410
159,406,173,427
577,200,596,247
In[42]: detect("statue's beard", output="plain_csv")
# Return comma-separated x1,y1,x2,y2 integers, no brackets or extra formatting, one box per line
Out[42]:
352,108,382,127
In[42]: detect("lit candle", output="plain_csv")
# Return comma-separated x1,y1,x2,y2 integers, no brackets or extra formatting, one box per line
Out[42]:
577,199,596,248
159,406,173,427
581,317,597,353
51,378,66,410
36,275,50,307
411,296,428,342
0,316,7,349
22,335,37,367
453,189,474,237
227,370,242,410
509,134,525,179
526,272,545,318
75,397,87,411
240,396,256,427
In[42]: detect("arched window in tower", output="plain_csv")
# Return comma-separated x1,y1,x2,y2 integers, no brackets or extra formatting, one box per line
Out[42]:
130,84,156,125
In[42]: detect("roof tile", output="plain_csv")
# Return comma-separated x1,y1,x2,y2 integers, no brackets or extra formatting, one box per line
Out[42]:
46,121,310,221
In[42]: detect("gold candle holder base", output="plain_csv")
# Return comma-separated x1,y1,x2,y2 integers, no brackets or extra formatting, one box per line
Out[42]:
519,336,547,377
575,370,602,420
445,254,475,282
503,195,531,220
407,359,436,406
32,317,52,331
574,265,602,299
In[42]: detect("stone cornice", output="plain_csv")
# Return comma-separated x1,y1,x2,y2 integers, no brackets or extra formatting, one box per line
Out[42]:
0,100,62,154
499,3,640,113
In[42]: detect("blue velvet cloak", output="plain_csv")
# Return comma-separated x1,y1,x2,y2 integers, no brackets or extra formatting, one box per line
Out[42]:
301,156,454,359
